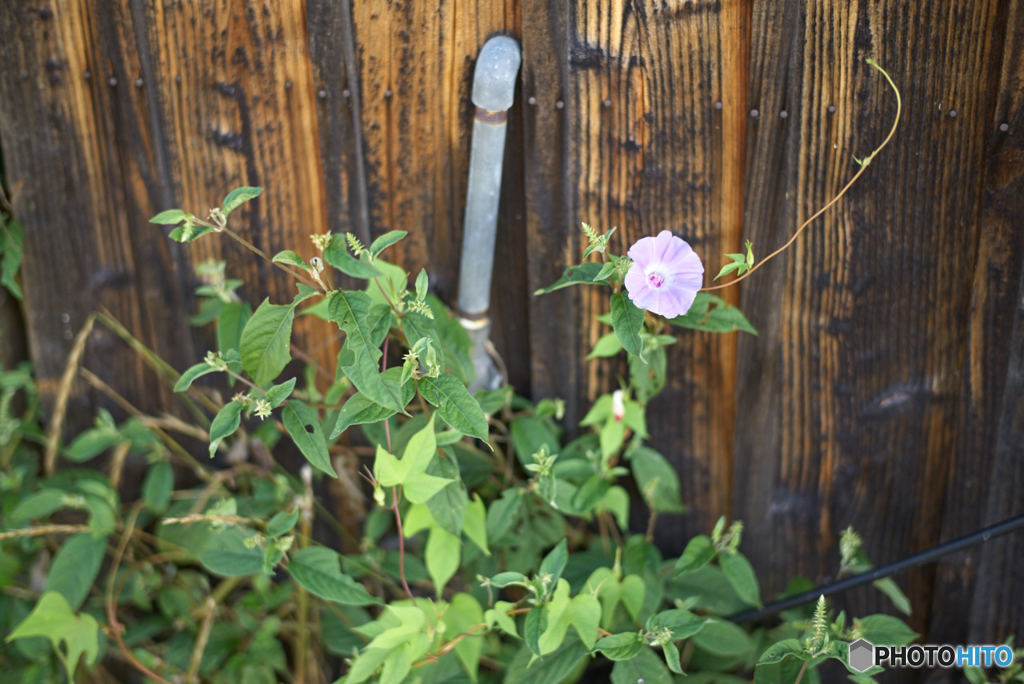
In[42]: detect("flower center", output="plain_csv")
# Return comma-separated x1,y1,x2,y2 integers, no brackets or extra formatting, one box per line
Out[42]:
646,271,666,288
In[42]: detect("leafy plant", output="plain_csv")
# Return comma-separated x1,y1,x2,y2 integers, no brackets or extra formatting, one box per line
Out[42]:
0,59,923,684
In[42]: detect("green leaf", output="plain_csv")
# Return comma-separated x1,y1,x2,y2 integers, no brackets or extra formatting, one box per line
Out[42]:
568,594,601,649
331,370,414,438
674,535,716,574
149,209,190,225
142,461,174,513
620,575,645,621
287,546,379,605
663,642,683,674
669,292,757,335
486,489,523,542
199,527,265,577
221,186,262,215
610,646,674,684
610,292,645,356
425,454,467,537
174,361,222,392
216,300,250,353
338,338,406,414
858,614,918,645
489,571,530,588
370,229,409,257
524,605,548,656
265,509,299,537
594,632,644,660
264,377,297,408
240,298,296,386
535,262,611,295
448,593,484,680
539,539,569,589
6,591,100,681
510,414,559,468
425,525,460,596
418,373,488,441
281,400,335,477
415,268,429,300
44,533,106,610
647,609,707,640
324,235,382,279
572,475,610,513
272,250,308,269
630,446,686,514
872,577,912,615
328,290,383,365
403,471,454,505
8,488,71,523
208,400,243,457
538,579,573,655
691,619,753,658
720,551,762,608
463,494,489,555
587,332,623,359
63,427,121,462
757,638,805,665
485,600,520,637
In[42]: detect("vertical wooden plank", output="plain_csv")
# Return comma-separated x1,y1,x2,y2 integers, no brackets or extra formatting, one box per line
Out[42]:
521,0,578,416
734,0,1008,637
349,0,528,389
0,0,191,424
351,0,520,303
929,0,1024,659
555,0,742,537
142,0,337,372
306,0,360,242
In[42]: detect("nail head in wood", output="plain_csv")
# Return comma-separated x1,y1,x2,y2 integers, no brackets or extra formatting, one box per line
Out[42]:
108,76,117,87
527,96,537,106
555,99,564,109
1000,122,1009,132
749,108,759,118
714,100,722,109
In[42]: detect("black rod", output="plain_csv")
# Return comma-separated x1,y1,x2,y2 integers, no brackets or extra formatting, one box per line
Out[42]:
728,512,1024,624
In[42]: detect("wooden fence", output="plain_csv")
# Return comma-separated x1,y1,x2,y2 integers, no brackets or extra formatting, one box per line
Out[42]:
2,0,1022,672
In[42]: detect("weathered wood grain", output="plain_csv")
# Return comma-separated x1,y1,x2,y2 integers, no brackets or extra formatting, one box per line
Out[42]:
0,0,192,425
554,0,748,538
140,0,339,377
350,0,528,388
733,0,1013,642
930,0,1024,662
1,0,1022,654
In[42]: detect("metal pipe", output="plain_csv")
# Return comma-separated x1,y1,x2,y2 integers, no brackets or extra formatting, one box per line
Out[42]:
456,36,521,392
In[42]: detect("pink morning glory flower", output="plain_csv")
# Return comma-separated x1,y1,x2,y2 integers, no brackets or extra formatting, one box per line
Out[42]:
624,230,703,318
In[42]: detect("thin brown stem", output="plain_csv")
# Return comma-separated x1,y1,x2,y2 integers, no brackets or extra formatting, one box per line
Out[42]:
391,487,415,600
186,597,217,683
0,524,90,541
794,659,811,684
703,59,901,293
106,507,174,684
